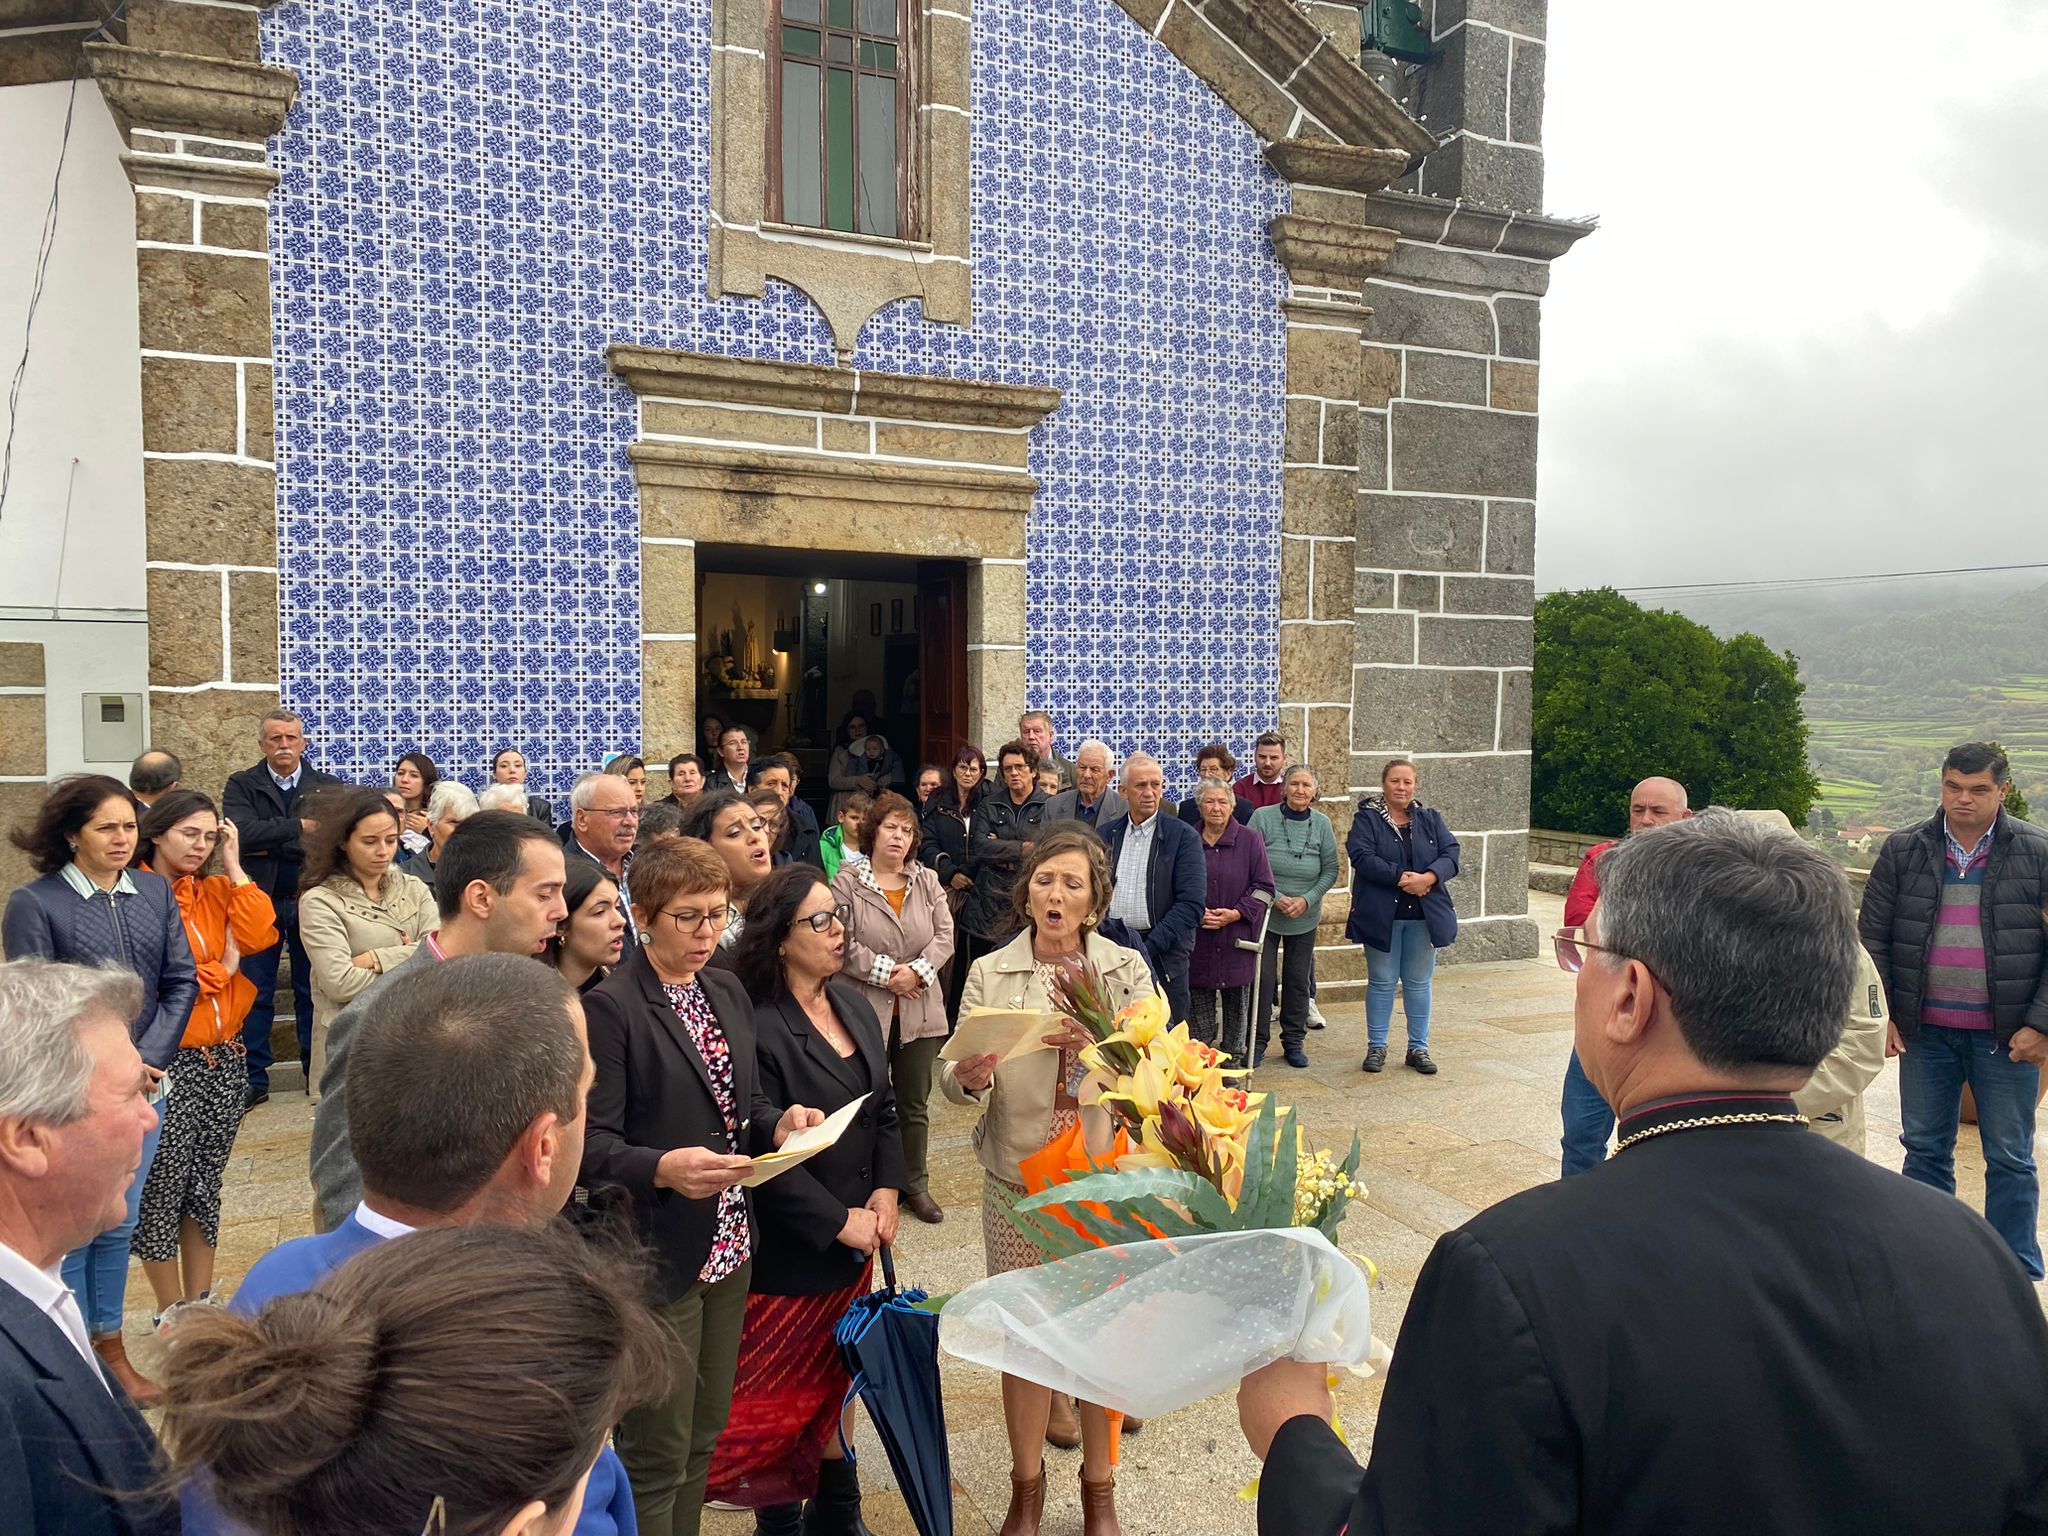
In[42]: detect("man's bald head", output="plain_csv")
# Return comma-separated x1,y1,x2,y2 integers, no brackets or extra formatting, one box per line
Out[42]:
1628,778,1693,836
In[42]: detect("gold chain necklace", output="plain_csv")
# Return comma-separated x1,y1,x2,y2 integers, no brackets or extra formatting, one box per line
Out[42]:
1614,1111,1807,1154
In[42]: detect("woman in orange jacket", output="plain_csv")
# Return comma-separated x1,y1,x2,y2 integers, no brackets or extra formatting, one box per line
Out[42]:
132,789,278,1326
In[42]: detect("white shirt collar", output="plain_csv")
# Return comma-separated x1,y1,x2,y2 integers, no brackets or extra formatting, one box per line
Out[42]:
269,763,303,792
59,862,138,900
352,1202,418,1241
0,1237,105,1386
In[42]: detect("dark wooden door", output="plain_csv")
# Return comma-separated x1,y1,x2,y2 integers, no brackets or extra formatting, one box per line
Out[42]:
918,561,970,768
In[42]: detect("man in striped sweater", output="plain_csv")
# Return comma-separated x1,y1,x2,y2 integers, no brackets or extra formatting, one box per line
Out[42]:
1862,741,2048,1279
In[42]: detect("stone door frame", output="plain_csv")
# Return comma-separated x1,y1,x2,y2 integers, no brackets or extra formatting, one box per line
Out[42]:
604,346,1062,763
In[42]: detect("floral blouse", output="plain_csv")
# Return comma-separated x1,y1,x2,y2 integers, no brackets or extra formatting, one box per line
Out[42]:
663,978,752,1285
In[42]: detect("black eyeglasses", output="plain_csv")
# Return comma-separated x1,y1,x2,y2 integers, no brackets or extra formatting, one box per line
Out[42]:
661,905,731,934
797,902,853,934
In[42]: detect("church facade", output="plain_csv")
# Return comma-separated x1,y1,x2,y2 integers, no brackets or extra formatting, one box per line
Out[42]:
0,0,1585,968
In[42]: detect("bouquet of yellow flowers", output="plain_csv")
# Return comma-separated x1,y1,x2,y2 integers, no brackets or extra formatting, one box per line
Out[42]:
997,968,1363,1258
938,966,1379,1421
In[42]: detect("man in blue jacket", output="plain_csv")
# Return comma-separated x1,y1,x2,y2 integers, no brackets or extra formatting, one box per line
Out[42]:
1101,752,1207,1025
188,952,637,1536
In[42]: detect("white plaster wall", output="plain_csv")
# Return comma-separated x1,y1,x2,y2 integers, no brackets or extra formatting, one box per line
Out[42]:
0,80,149,771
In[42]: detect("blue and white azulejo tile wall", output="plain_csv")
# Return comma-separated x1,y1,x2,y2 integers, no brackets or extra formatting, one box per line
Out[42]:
263,0,1287,802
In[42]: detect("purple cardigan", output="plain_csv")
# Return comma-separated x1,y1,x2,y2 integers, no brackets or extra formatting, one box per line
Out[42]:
1189,820,1276,989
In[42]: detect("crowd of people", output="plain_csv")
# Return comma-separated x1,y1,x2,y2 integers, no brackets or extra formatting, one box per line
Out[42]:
4,706,2048,1536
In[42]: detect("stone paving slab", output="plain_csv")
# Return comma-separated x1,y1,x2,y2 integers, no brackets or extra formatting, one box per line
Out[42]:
121,890,2043,1535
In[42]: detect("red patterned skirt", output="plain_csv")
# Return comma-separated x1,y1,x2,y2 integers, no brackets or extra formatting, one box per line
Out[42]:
707,1262,874,1507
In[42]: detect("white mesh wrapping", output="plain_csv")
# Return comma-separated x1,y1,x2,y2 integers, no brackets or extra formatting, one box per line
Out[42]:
937,1228,1374,1420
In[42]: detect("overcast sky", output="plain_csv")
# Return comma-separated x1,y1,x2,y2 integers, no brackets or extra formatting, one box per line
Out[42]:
1534,0,2048,592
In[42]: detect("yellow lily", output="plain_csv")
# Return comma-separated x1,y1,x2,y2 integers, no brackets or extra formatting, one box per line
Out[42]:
1110,991,1171,1048
1095,1054,1170,1128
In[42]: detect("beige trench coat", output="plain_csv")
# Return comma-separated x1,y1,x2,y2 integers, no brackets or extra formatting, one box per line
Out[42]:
298,869,438,1098
938,929,1156,1184
833,860,956,1043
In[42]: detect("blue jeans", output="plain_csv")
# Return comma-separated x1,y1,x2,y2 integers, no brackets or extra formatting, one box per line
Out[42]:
240,896,313,1093
1365,920,1435,1049
1899,1023,2044,1279
63,1100,163,1334
1560,1049,1615,1176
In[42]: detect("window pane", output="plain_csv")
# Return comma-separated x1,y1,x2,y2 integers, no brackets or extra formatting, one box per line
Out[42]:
826,31,853,61
782,25,820,56
828,0,852,26
856,74,898,238
782,0,820,19
870,40,896,70
858,0,897,37
781,60,822,227
826,67,855,231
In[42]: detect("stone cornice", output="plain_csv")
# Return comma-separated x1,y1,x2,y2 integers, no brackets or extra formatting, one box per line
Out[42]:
1121,0,1437,159
119,149,280,198
1365,190,1596,262
85,42,298,141
1264,138,1410,195
1267,213,1398,287
606,347,1063,432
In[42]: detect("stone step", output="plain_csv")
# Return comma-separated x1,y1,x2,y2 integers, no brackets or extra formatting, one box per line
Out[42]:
1531,862,1576,896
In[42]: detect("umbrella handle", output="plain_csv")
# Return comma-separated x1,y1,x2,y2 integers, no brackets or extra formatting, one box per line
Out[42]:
879,1241,897,1293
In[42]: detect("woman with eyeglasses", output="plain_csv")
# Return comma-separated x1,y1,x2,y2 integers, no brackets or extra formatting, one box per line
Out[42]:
710,864,904,1536
677,790,775,955
581,837,825,1536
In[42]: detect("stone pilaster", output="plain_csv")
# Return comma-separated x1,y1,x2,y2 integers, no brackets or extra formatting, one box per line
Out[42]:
84,7,297,797
0,643,49,892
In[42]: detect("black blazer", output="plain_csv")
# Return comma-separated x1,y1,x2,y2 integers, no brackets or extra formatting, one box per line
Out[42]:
1260,1099,2048,1536
0,1285,176,1535
221,760,345,900
580,947,785,1303
749,976,907,1297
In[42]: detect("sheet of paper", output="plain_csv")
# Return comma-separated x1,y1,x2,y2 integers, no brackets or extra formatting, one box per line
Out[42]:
740,1092,869,1189
939,1008,1062,1065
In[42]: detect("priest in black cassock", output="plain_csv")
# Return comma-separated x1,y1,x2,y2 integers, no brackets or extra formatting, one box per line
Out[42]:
1240,812,2048,1536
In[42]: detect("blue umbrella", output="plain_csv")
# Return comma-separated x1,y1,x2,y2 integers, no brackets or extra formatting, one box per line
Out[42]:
834,1244,952,1536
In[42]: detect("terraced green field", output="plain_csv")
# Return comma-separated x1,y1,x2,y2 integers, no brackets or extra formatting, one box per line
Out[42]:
1805,675,2048,824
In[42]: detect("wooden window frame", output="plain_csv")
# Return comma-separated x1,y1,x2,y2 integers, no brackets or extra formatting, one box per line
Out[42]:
766,0,919,242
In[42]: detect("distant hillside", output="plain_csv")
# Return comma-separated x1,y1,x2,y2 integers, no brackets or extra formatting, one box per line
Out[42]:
1666,576,2048,826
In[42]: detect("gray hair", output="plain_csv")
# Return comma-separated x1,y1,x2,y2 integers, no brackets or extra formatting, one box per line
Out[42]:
1594,814,1856,1072
568,771,609,813
1074,739,1115,770
1193,777,1237,808
1120,750,1162,783
259,707,303,733
0,960,144,1125
427,781,480,822
476,782,529,814
1282,762,1318,790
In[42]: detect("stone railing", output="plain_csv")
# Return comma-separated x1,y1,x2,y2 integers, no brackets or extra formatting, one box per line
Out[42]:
1530,828,1604,867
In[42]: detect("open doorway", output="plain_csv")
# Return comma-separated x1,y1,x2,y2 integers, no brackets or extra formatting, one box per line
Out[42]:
695,544,969,819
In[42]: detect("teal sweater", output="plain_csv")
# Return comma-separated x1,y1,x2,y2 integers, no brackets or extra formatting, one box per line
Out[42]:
1249,804,1339,935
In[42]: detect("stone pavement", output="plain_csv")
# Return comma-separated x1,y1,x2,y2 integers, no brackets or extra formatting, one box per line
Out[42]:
130,889,2037,1536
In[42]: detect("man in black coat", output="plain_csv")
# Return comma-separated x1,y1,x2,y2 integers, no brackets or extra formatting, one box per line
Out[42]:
0,961,178,1536
220,707,344,1104
1100,752,1205,1026
1860,740,2048,1278
1240,813,2048,1536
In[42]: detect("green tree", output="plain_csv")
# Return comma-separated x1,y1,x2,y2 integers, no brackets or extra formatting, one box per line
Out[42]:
1533,589,1819,835
1988,741,2032,821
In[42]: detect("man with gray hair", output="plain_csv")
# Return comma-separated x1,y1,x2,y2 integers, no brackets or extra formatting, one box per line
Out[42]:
223,705,344,1107
568,769,639,941
1240,814,2048,1535
0,960,177,1535
1043,739,1126,829
1018,709,1074,791
1101,751,1205,1024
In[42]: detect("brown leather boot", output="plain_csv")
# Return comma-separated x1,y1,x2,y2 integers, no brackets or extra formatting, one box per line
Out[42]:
998,1468,1045,1536
1044,1392,1080,1449
1079,1469,1122,1536
92,1332,163,1408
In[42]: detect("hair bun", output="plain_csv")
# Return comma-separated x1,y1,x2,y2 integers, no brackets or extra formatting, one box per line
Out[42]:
163,1291,379,1517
